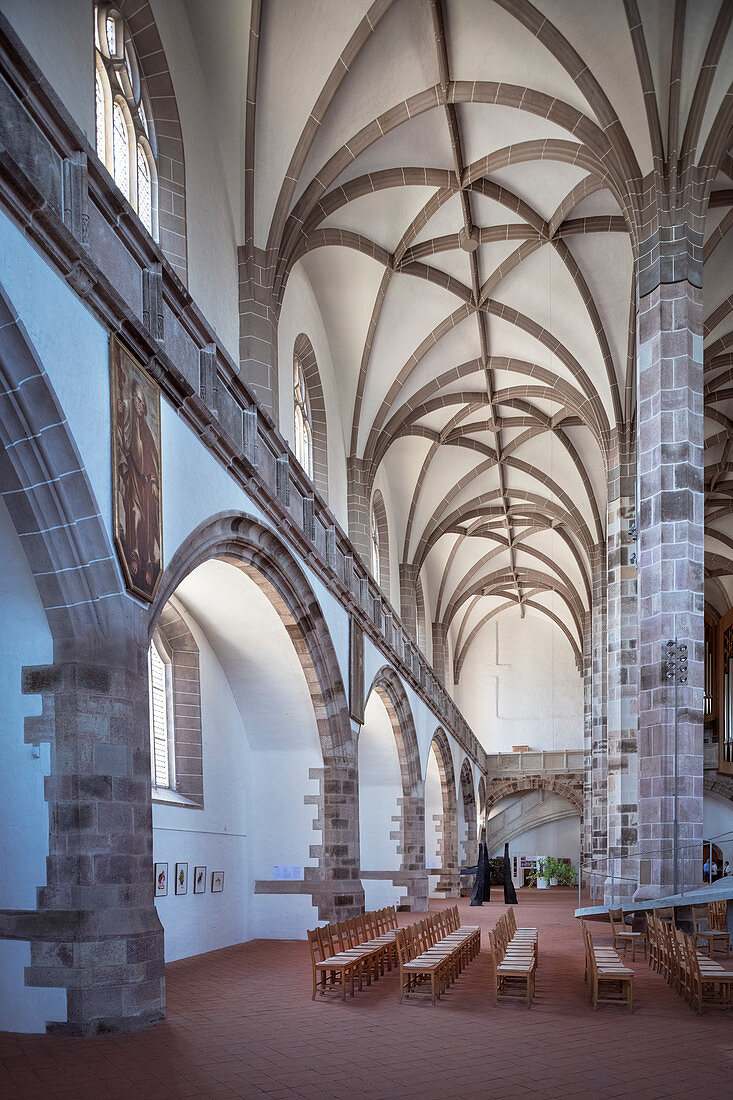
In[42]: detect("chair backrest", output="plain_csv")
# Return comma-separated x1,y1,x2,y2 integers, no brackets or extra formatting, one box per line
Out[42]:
710,899,727,931
653,906,674,924
394,927,410,967
507,908,517,935
386,905,398,930
608,907,622,932
335,920,351,951
318,923,337,958
691,904,710,932
308,927,325,964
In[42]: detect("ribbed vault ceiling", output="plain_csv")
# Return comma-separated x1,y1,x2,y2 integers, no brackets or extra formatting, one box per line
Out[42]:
241,0,733,678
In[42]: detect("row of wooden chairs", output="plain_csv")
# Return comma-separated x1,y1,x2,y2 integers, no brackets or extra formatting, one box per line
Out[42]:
307,906,399,1000
394,906,480,1005
608,907,646,961
581,920,634,1012
648,912,733,1013
489,908,539,1009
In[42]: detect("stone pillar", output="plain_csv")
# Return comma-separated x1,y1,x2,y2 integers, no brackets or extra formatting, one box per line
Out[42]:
431,621,449,687
21,638,165,1036
392,793,428,911
434,808,460,897
635,205,705,899
238,245,279,424
605,437,638,903
399,562,419,640
347,456,371,566
306,763,365,921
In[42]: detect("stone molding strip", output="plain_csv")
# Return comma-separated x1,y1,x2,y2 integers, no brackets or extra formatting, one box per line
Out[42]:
0,14,485,775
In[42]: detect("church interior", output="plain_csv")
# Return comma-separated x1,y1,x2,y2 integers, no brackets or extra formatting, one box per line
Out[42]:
0,0,732,1095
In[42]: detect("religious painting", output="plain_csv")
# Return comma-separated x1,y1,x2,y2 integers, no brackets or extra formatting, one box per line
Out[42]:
194,866,207,894
110,335,162,602
349,616,364,724
211,871,224,893
154,862,168,897
175,862,188,895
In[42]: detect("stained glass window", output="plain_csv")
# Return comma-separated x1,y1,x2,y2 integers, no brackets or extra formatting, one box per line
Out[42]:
112,100,130,199
371,508,380,586
137,145,152,234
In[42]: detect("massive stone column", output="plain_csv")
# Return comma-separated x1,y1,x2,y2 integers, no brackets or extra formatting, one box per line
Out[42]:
635,195,705,899
605,436,639,902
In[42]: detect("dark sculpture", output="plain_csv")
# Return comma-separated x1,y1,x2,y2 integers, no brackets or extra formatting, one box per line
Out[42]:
469,841,492,905
503,841,518,905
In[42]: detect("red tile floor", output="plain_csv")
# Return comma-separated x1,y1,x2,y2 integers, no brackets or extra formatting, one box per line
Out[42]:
1,890,732,1100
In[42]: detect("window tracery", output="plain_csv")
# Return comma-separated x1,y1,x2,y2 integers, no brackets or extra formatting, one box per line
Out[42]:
94,4,158,238
293,354,313,478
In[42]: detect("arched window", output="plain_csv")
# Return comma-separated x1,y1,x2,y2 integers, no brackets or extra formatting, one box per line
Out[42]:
293,334,328,499
370,491,391,599
370,507,381,586
293,353,313,478
149,632,174,789
94,4,158,238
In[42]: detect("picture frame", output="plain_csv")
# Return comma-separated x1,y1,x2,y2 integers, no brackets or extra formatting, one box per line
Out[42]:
154,862,168,897
211,871,224,893
175,862,188,895
109,335,163,602
349,616,364,723
194,866,207,894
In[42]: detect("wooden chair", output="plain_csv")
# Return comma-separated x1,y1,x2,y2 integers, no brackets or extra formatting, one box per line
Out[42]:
395,926,445,1004
308,926,361,1000
679,928,733,1014
582,921,634,1012
691,904,729,958
608,908,646,961
489,926,536,1008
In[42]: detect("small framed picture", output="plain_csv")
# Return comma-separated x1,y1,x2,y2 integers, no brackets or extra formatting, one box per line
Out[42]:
154,862,168,897
211,871,224,893
194,866,207,894
175,862,188,895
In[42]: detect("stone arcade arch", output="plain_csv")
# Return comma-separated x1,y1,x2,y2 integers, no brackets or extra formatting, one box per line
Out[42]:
424,728,459,897
459,759,477,869
360,666,427,912
150,511,361,923
485,774,583,867
0,280,165,1035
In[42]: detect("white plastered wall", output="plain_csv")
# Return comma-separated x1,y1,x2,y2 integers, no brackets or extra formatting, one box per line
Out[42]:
456,608,583,752
277,263,349,527
358,689,403,911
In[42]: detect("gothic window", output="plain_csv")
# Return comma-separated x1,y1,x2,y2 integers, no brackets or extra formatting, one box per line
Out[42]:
94,4,158,238
370,491,391,599
293,354,313,478
149,632,174,790
370,507,381,586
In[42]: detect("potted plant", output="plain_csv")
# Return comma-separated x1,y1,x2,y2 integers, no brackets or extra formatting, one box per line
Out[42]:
558,863,578,887
535,858,549,889
545,856,562,886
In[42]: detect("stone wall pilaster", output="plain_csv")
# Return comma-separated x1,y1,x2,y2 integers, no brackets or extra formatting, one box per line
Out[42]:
238,245,278,424
399,563,419,640
21,643,165,1036
307,763,365,921
431,621,449,687
347,456,371,566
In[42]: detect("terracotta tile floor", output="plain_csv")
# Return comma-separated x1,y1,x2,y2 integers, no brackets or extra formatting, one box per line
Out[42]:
1,890,732,1100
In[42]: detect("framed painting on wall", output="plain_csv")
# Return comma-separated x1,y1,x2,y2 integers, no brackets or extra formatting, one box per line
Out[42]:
194,866,207,893
349,616,364,723
110,335,163,602
154,862,168,897
175,862,188,895
211,871,224,893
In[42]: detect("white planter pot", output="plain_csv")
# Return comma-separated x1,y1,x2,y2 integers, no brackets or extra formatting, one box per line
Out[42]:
549,877,558,886
537,877,549,889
